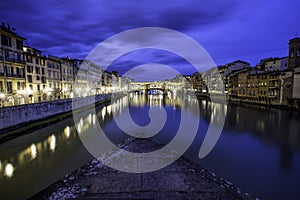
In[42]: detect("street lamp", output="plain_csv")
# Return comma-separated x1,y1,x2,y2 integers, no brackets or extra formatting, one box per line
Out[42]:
0,93,6,107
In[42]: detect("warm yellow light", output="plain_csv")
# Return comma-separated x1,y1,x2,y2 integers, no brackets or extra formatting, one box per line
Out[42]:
31,143,37,159
0,93,6,99
64,126,70,138
49,135,56,152
4,163,14,177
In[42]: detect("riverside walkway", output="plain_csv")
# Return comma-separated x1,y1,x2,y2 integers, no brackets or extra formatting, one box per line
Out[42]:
30,138,257,200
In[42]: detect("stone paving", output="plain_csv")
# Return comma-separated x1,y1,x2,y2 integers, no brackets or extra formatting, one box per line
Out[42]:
30,138,258,200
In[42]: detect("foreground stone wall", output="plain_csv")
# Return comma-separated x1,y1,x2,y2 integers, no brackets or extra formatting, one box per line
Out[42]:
0,94,112,130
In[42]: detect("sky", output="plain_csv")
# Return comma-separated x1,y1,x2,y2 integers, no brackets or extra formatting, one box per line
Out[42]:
1,0,300,80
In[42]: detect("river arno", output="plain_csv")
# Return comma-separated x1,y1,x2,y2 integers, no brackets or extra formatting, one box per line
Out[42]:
0,93,299,200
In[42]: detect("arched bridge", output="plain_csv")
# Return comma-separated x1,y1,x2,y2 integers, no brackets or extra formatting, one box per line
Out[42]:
129,81,183,94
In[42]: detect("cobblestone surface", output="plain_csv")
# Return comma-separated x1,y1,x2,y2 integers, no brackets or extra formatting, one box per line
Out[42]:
30,138,259,200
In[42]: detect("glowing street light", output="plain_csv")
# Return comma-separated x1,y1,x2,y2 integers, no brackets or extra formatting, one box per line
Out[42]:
0,93,6,107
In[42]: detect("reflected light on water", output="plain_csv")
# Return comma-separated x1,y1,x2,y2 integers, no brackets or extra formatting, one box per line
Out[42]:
4,163,14,177
49,135,56,152
77,123,82,134
102,107,106,120
92,114,96,125
64,126,70,138
30,144,37,159
88,114,92,125
107,105,111,115
80,118,83,127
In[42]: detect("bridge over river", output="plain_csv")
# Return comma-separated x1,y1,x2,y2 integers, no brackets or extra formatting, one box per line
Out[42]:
129,81,184,94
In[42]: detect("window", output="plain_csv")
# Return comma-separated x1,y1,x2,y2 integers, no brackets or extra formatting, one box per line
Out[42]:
35,58,39,65
29,84,33,90
16,39,23,50
4,65,12,77
27,75,33,83
41,76,46,83
4,50,9,59
291,48,295,57
20,82,25,90
0,81,3,92
1,34,11,47
27,65,33,73
37,85,40,91
41,68,45,75
6,81,12,93
36,76,40,81
35,67,40,74
26,55,32,63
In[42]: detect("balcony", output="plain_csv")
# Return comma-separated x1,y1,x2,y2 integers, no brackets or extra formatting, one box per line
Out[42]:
0,55,25,64
1,73,25,79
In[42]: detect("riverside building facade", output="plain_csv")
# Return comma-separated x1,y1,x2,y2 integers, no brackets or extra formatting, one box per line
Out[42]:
0,23,26,107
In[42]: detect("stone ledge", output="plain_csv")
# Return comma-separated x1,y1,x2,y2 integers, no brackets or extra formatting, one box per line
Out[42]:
29,138,259,200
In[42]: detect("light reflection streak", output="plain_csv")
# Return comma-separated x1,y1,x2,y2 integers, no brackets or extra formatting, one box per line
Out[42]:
107,105,111,115
93,114,96,125
64,126,70,138
49,135,56,152
30,143,37,159
88,114,92,125
102,107,106,120
4,163,14,177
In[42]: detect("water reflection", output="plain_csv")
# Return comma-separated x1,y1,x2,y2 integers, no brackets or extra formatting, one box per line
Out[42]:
101,107,106,120
49,135,56,152
0,93,299,200
107,105,111,115
4,163,14,177
30,144,37,159
64,126,70,139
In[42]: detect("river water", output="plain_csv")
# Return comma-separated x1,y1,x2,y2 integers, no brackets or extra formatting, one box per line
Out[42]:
0,93,299,200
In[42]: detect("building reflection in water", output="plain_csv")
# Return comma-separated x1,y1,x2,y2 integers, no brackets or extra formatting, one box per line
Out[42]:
0,92,299,200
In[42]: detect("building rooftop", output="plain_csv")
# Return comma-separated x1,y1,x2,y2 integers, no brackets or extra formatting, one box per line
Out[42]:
0,23,26,40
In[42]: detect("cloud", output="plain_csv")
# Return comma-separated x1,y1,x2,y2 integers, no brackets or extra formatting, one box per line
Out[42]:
1,0,299,73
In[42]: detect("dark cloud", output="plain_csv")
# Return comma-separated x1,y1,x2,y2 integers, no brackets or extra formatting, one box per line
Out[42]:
1,0,299,75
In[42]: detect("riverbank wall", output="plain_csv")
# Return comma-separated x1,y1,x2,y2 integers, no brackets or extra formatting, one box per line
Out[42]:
0,94,112,131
